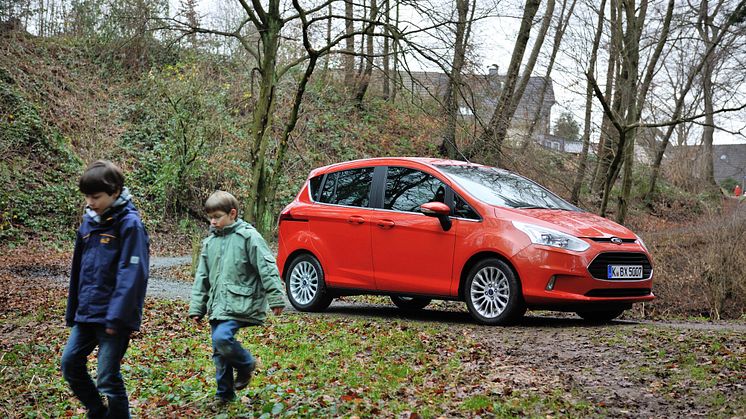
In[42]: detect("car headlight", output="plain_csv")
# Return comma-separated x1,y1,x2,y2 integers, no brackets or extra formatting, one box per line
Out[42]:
512,221,590,252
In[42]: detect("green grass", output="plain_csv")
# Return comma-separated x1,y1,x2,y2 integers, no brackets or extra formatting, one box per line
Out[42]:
3,292,745,417
1,298,601,418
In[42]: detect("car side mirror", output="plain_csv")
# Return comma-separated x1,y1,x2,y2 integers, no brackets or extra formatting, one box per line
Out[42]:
420,202,452,231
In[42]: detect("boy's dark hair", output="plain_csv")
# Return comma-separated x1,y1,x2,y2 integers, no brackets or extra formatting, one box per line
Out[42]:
205,191,240,214
79,160,124,195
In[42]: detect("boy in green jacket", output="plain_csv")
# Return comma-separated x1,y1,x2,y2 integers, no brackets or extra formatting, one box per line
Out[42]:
189,191,285,405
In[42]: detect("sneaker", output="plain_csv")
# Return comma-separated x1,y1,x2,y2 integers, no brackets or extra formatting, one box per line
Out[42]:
234,364,255,390
211,396,234,409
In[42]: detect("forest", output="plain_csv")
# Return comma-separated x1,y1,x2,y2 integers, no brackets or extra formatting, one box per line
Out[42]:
1,1,746,417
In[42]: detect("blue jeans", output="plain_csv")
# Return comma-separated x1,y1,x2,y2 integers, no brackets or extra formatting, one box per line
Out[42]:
210,320,255,400
61,323,131,419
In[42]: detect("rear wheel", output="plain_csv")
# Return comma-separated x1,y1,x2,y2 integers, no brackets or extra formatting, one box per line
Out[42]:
576,309,624,323
390,295,431,311
464,258,525,325
285,253,332,312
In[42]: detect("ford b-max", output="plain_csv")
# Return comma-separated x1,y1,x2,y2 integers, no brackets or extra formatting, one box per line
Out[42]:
277,158,654,325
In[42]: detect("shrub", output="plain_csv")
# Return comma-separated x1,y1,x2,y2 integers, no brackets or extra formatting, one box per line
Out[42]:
0,69,82,245
648,212,746,319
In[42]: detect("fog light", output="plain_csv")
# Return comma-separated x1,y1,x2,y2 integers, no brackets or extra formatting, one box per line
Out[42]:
546,275,556,291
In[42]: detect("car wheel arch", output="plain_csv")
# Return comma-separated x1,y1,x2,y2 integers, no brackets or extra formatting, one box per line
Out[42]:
283,249,321,279
458,251,523,301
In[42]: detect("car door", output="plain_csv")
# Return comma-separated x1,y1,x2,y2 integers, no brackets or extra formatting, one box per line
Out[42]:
371,166,456,296
310,167,376,289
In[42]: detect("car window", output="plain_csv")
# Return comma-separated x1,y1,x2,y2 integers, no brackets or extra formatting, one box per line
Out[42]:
454,194,480,220
309,175,323,201
318,168,373,207
384,167,446,213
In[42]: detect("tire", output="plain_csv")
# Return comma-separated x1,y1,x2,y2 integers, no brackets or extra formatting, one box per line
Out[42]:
576,309,624,323
464,258,525,325
390,295,431,311
285,253,333,312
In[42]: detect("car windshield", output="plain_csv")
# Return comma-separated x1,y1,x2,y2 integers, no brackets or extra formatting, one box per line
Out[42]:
436,165,578,211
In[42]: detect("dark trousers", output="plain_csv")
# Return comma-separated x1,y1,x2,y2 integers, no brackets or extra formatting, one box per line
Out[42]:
61,323,131,419
210,320,256,400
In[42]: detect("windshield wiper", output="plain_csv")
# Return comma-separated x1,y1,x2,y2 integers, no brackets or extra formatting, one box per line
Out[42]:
515,205,550,209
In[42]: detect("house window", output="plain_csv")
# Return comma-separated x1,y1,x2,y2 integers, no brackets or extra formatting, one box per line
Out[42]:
459,106,474,116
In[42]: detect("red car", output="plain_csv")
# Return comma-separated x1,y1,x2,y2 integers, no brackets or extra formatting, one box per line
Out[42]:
277,158,654,325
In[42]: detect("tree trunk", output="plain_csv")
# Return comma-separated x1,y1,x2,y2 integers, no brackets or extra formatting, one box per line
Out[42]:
523,0,577,152
697,0,720,186
701,57,716,185
382,0,390,99
440,0,470,158
248,26,282,233
344,0,355,87
354,0,377,105
599,0,646,220
477,0,542,166
571,0,605,204
592,0,621,196
391,0,400,101
323,2,332,75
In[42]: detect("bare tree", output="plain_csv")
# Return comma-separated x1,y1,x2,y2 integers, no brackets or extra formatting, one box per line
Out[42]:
475,0,543,165
522,0,579,151
587,0,675,222
354,0,378,105
440,0,475,158
570,0,605,204
172,0,381,235
344,0,355,86
643,1,745,202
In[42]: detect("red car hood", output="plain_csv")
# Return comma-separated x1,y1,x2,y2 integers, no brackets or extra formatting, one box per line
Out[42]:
506,208,636,238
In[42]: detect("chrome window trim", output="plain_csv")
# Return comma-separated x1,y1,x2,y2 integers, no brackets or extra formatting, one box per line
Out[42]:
305,200,483,222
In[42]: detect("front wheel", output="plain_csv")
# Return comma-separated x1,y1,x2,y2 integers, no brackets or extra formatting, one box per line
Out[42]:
576,309,624,323
390,295,431,311
285,253,333,312
464,258,525,325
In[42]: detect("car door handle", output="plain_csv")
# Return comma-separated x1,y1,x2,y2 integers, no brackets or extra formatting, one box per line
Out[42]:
377,219,395,229
347,216,365,224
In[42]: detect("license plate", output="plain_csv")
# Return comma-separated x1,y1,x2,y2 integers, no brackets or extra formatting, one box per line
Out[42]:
607,265,643,279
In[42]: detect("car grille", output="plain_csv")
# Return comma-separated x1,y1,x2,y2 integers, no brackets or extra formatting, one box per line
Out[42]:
588,237,637,243
585,288,652,297
587,252,653,280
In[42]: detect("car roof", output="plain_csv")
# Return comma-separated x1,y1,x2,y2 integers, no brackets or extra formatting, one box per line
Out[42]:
308,157,482,177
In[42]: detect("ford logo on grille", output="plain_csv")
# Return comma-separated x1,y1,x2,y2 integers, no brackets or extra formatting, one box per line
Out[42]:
611,237,623,245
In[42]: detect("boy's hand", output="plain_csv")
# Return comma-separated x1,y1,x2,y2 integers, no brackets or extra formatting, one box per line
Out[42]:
271,307,283,316
105,328,117,335
191,315,202,323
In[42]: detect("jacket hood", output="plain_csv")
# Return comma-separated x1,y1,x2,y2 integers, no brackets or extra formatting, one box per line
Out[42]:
210,219,250,236
510,208,636,238
84,187,134,225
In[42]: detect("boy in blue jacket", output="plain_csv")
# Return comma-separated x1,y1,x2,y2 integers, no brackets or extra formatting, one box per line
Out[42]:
61,160,149,419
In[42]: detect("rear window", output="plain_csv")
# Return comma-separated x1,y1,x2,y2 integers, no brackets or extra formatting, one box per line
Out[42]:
318,167,374,207
309,175,323,201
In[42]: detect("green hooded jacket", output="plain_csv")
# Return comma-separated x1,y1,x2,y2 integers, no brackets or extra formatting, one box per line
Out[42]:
189,219,285,325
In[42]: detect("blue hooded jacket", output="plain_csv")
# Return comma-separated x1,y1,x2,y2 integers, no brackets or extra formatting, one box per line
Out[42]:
65,189,150,331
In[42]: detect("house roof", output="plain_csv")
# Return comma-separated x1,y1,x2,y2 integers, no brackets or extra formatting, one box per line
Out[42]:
399,70,555,114
713,144,746,182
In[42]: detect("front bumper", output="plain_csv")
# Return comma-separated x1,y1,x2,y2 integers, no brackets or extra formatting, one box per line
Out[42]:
512,243,655,307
